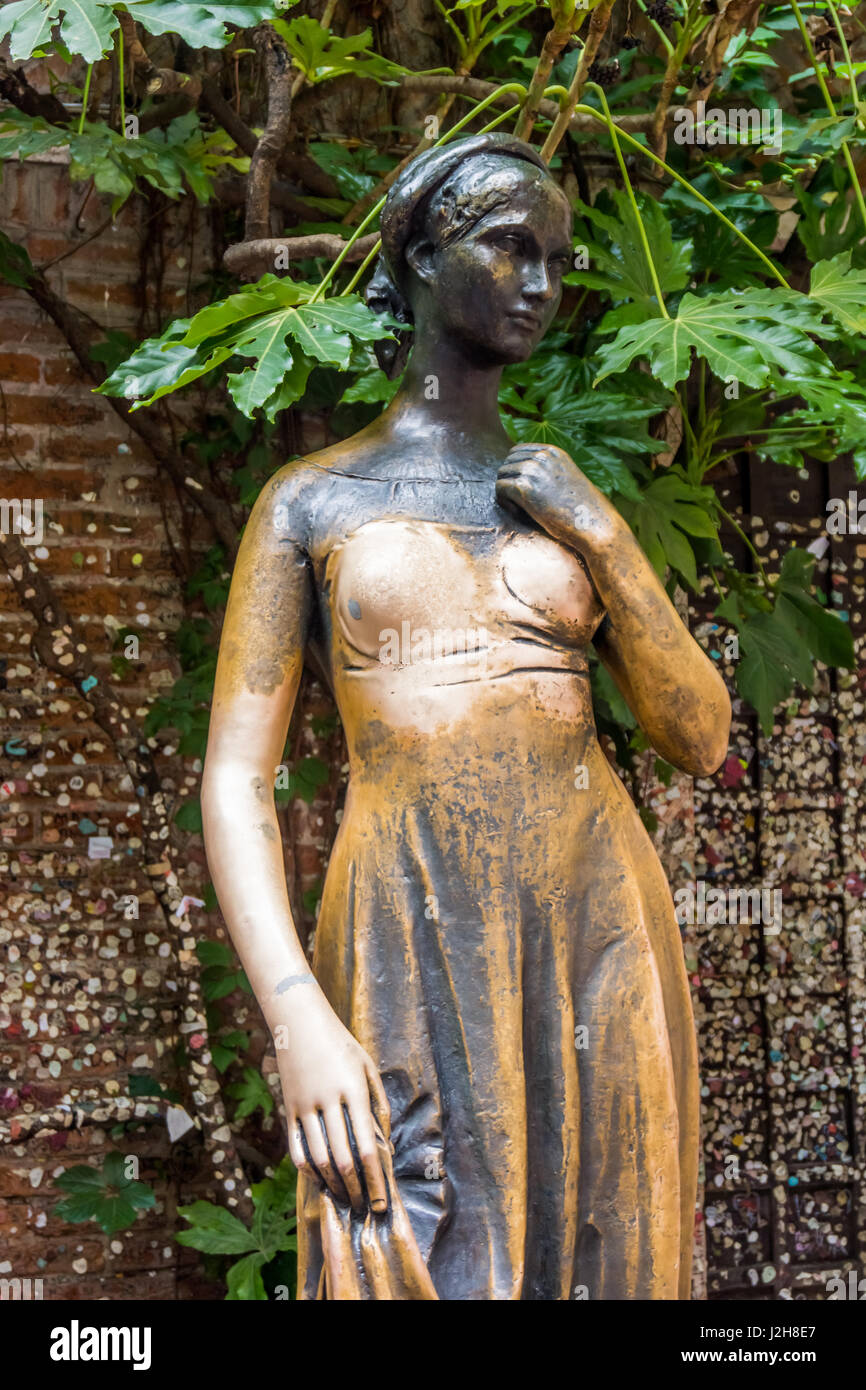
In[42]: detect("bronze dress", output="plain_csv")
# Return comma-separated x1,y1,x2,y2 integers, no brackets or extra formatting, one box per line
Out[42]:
295,483,699,1301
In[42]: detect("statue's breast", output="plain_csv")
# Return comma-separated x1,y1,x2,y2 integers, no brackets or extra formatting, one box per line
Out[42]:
326,517,605,667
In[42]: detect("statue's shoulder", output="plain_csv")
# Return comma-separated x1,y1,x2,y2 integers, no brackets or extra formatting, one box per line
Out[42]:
255,432,381,550
256,449,335,539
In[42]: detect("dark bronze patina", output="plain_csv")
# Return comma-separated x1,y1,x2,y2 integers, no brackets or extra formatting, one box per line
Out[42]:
202,133,731,1301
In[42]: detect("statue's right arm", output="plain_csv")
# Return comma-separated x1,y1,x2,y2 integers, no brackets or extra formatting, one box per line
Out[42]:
201,468,390,1214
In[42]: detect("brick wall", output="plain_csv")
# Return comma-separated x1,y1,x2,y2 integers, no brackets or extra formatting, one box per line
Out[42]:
0,153,229,1299
688,461,866,1299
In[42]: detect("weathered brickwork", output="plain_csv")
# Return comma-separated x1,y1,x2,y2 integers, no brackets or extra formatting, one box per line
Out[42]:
687,461,866,1300
1,154,245,1299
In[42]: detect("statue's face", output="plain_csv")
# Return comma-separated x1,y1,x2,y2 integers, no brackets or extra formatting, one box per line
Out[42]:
424,168,572,364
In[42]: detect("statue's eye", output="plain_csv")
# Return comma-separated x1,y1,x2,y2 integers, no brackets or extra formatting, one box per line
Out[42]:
494,233,522,252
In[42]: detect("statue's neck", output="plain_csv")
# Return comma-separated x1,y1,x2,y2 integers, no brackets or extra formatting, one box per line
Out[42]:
384,337,510,455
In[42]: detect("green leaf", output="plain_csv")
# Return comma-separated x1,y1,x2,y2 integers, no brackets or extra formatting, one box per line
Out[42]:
779,373,866,464
590,659,636,731
776,592,854,669
201,970,244,1002
0,229,35,288
227,1066,274,1121
776,546,855,669
55,1191,140,1233
503,389,663,501
340,366,400,407
176,1200,258,1255
566,190,691,310
128,1074,165,1098
736,615,800,735
258,354,314,421
212,1029,249,1073
102,274,396,418
250,1155,297,1217
308,141,379,202
174,798,203,833
54,1163,108,1195
183,275,306,346
594,289,828,390
97,320,233,408
0,1,57,61
271,15,418,85
60,0,117,62
126,2,278,50
225,1250,269,1300
195,939,234,969
809,252,866,335
54,1153,155,1234
620,475,718,590
0,0,115,64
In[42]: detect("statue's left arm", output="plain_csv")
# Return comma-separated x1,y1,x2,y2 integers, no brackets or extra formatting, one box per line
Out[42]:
497,443,731,778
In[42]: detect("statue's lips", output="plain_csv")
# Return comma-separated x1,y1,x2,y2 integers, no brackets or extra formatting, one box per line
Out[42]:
507,310,542,330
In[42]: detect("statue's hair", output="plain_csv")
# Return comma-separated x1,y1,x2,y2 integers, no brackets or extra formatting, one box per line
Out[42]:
365,133,563,375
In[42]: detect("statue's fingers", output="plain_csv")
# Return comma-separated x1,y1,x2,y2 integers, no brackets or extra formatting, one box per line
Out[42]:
289,1117,317,1184
346,1096,389,1215
323,1104,364,1212
302,1110,349,1206
363,1057,391,1141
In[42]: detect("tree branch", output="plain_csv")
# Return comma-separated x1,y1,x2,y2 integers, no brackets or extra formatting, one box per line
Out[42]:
541,0,616,162
0,56,72,124
245,26,294,242
514,2,579,142
215,171,335,224
118,11,158,88
223,231,379,278
395,72,655,133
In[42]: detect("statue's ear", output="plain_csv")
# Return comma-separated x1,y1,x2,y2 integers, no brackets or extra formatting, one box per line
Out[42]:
404,233,436,285
364,255,413,380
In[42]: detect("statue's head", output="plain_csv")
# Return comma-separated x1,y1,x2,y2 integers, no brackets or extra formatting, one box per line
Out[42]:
368,133,572,375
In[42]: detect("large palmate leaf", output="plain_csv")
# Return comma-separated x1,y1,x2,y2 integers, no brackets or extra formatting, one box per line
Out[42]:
0,111,235,208
775,547,854,670
176,1200,259,1255
0,0,115,63
808,252,866,335
100,274,396,419
54,1152,156,1235
0,0,275,62
619,474,719,591
500,332,675,499
716,548,854,733
791,155,866,265
0,229,35,289
177,1157,297,1301
565,189,692,314
98,318,235,405
766,373,866,478
271,15,421,85
594,288,830,389
736,609,810,729
124,1,281,49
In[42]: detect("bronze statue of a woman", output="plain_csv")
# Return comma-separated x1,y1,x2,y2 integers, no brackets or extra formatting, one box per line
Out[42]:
202,133,731,1301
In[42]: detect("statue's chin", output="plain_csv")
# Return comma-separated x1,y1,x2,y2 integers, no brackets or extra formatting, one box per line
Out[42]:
457,333,539,367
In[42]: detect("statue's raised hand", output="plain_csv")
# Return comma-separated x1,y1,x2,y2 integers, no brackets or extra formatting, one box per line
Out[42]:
496,443,623,557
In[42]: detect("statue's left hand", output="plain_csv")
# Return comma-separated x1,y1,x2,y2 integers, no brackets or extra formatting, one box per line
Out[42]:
496,443,623,557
